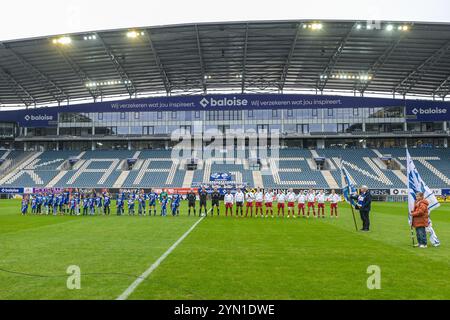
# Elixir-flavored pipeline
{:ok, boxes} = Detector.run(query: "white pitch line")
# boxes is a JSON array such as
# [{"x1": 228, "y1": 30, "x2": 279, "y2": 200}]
[{"x1": 116, "y1": 211, "x2": 209, "y2": 300}]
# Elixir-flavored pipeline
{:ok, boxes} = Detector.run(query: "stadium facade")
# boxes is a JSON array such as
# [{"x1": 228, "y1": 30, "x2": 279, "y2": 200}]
[{"x1": 0, "y1": 20, "x2": 449, "y2": 193}]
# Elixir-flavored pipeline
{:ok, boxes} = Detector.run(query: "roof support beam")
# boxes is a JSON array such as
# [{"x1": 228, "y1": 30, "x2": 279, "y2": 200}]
[
  {"x1": 144, "y1": 30, "x2": 171, "y2": 95},
  {"x1": 0, "y1": 66, "x2": 36, "y2": 106},
  {"x1": 394, "y1": 40, "x2": 450, "y2": 96},
  {"x1": 317, "y1": 23, "x2": 356, "y2": 92},
  {"x1": 241, "y1": 24, "x2": 249, "y2": 93},
  {"x1": 94, "y1": 33, "x2": 137, "y2": 97},
  {"x1": 359, "y1": 36, "x2": 403, "y2": 94},
  {"x1": 279, "y1": 24, "x2": 301, "y2": 92},
  {"x1": 0, "y1": 43, "x2": 69, "y2": 103},
  {"x1": 433, "y1": 74, "x2": 450, "y2": 98},
  {"x1": 55, "y1": 47, "x2": 101, "y2": 100},
  {"x1": 195, "y1": 25, "x2": 207, "y2": 93}
]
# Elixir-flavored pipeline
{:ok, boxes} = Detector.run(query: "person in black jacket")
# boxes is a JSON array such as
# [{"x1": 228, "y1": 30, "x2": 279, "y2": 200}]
[
  {"x1": 351, "y1": 185, "x2": 372, "y2": 232},
  {"x1": 187, "y1": 189, "x2": 197, "y2": 216},
  {"x1": 211, "y1": 186, "x2": 221, "y2": 216},
  {"x1": 199, "y1": 187, "x2": 208, "y2": 217}
]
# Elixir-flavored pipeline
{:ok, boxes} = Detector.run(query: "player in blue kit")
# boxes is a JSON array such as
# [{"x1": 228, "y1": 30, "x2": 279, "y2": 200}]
[
  {"x1": 160, "y1": 195, "x2": 168, "y2": 217},
  {"x1": 52, "y1": 195, "x2": 58, "y2": 215},
  {"x1": 138, "y1": 194, "x2": 146, "y2": 216},
  {"x1": 21, "y1": 196, "x2": 29, "y2": 215},
  {"x1": 103, "y1": 193, "x2": 111, "y2": 215},
  {"x1": 63, "y1": 190, "x2": 70, "y2": 214},
  {"x1": 171, "y1": 193, "x2": 181, "y2": 216},
  {"x1": 116, "y1": 196, "x2": 124, "y2": 216},
  {"x1": 82, "y1": 196, "x2": 89, "y2": 215},
  {"x1": 58, "y1": 193, "x2": 64, "y2": 215},
  {"x1": 128, "y1": 196, "x2": 135, "y2": 215},
  {"x1": 95, "y1": 195, "x2": 103, "y2": 215},
  {"x1": 69, "y1": 196, "x2": 77, "y2": 216},
  {"x1": 88, "y1": 196, "x2": 95, "y2": 215},
  {"x1": 31, "y1": 196, "x2": 37, "y2": 214},
  {"x1": 148, "y1": 189, "x2": 158, "y2": 216},
  {"x1": 36, "y1": 193, "x2": 43, "y2": 215}
]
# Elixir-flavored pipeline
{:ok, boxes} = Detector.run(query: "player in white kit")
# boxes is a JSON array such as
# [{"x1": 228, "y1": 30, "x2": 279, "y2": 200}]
[
  {"x1": 264, "y1": 188, "x2": 274, "y2": 218},
  {"x1": 254, "y1": 187, "x2": 264, "y2": 218},
  {"x1": 245, "y1": 189, "x2": 255, "y2": 217},
  {"x1": 307, "y1": 188, "x2": 316, "y2": 218},
  {"x1": 316, "y1": 190, "x2": 326, "y2": 218},
  {"x1": 276, "y1": 191, "x2": 286, "y2": 217},
  {"x1": 235, "y1": 188, "x2": 245, "y2": 217},
  {"x1": 286, "y1": 188, "x2": 297, "y2": 218},
  {"x1": 327, "y1": 189, "x2": 341, "y2": 218},
  {"x1": 224, "y1": 189, "x2": 234, "y2": 217},
  {"x1": 297, "y1": 191, "x2": 306, "y2": 217}
]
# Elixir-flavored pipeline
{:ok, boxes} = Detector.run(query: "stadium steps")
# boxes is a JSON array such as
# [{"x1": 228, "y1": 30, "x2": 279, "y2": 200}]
[
  {"x1": 46, "y1": 171, "x2": 68, "y2": 188},
  {"x1": 372, "y1": 149, "x2": 383, "y2": 157},
  {"x1": 306, "y1": 158, "x2": 317, "y2": 170},
  {"x1": 372, "y1": 157, "x2": 388, "y2": 170},
  {"x1": 252, "y1": 171, "x2": 264, "y2": 188},
  {"x1": 416, "y1": 158, "x2": 450, "y2": 185},
  {"x1": 310, "y1": 150, "x2": 320, "y2": 158},
  {"x1": 113, "y1": 171, "x2": 130, "y2": 188},
  {"x1": 392, "y1": 170, "x2": 407, "y2": 185},
  {"x1": 0, "y1": 152, "x2": 34, "y2": 178},
  {"x1": 0, "y1": 150, "x2": 10, "y2": 160},
  {"x1": 322, "y1": 171, "x2": 339, "y2": 189},
  {"x1": 326, "y1": 159, "x2": 336, "y2": 170},
  {"x1": 203, "y1": 160, "x2": 212, "y2": 183},
  {"x1": 166, "y1": 160, "x2": 179, "y2": 185},
  {"x1": 182, "y1": 171, "x2": 194, "y2": 188},
  {"x1": 0, "y1": 152, "x2": 42, "y2": 185},
  {"x1": 230, "y1": 171, "x2": 243, "y2": 184}
]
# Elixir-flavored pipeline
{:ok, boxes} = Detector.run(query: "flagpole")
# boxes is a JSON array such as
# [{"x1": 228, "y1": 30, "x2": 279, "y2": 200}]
[
  {"x1": 410, "y1": 225, "x2": 416, "y2": 247},
  {"x1": 349, "y1": 199, "x2": 358, "y2": 232},
  {"x1": 340, "y1": 157, "x2": 358, "y2": 231}
]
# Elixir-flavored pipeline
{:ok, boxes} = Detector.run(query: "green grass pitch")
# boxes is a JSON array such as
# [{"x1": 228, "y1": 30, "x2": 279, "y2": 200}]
[{"x1": 0, "y1": 199, "x2": 449, "y2": 300}]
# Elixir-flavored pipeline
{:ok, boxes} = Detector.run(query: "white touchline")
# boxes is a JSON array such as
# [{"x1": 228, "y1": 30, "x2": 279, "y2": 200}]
[{"x1": 116, "y1": 211, "x2": 209, "y2": 300}]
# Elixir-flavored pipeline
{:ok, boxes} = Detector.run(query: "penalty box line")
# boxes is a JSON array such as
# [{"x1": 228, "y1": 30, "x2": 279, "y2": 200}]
[{"x1": 116, "y1": 209, "x2": 210, "y2": 300}]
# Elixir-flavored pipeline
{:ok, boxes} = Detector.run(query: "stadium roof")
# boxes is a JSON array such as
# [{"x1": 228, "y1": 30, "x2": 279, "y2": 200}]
[{"x1": 1, "y1": 20, "x2": 450, "y2": 107}]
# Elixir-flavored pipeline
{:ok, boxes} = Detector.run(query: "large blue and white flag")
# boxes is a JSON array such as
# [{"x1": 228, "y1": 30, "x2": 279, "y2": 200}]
[
  {"x1": 341, "y1": 163, "x2": 357, "y2": 207},
  {"x1": 406, "y1": 149, "x2": 440, "y2": 246}
]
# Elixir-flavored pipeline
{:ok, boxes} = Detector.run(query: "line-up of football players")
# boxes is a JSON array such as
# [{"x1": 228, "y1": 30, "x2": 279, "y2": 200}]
[
  {"x1": 222, "y1": 188, "x2": 341, "y2": 218},
  {"x1": 20, "y1": 188, "x2": 342, "y2": 218}
]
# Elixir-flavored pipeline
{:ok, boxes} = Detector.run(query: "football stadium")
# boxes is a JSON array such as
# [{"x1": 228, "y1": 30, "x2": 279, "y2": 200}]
[{"x1": 0, "y1": 4, "x2": 450, "y2": 305}]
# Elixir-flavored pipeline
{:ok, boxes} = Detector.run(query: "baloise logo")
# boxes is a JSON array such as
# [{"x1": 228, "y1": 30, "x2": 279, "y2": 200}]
[
  {"x1": 24, "y1": 114, "x2": 54, "y2": 121},
  {"x1": 199, "y1": 96, "x2": 249, "y2": 108},
  {"x1": 411, "y1": 107, "x2": 447, "y2": 115}
]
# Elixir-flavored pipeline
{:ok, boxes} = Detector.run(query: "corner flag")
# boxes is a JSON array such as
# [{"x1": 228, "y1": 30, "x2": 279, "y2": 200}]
[{"x1": 406, "y1": 149, "x2": 440, "y2": 246}]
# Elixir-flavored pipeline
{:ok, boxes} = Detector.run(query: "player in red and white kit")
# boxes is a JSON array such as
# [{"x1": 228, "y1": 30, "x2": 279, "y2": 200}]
[
  {"x1": 286, "y1": 188, "x2": 297, "y2": 218},
  {"x1": 254, "y1": 187, "x2": 264, "y2": 218},
  {"x1": 327, "y1": 189, "x2": 341, "y2": 218},
  {"x1": 316, "y1": 190, "x2": 326, "y2": 218},
  {"x1": 264, "y1": 188, "x2": 275, "y2": 218},
  {"x1": 297, "y1": 190, "x2": 306, "y2": 217},
  {"x1": 245, "y1": 189, "x2": 255, "y2": 217},
  {"x1": 306, "y1": 188, "x2": 316, "y2": 218},
  {"x1": 224, "y1": 189, "x2": 234, "y2": 217},
  {"x1": 235, "y1": 188, "x2": 245, "y2": 217},
  {"x1": 276, "y1": 191, "x2": 286, "y2": 217}
]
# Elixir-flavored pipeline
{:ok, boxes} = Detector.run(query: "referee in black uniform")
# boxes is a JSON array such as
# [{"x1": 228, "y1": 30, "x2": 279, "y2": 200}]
[
  {"x1": 211, "y1": 186, "x2": 221, "y2": 216},
  {"x1": 199, "y1": 187, "x2": 208, "y2": 217},
  {"x1": 187, "y1": 189, "x2": 197, "y2": 216}
]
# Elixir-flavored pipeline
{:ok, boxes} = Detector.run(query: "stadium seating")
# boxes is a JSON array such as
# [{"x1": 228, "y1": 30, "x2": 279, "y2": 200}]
[
  {"x1": 378, "y1": 148, "x2": 450, "y2": 188},
  {"x1": 0, "y1": 148, "x2": 449, "y2": 189}
]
